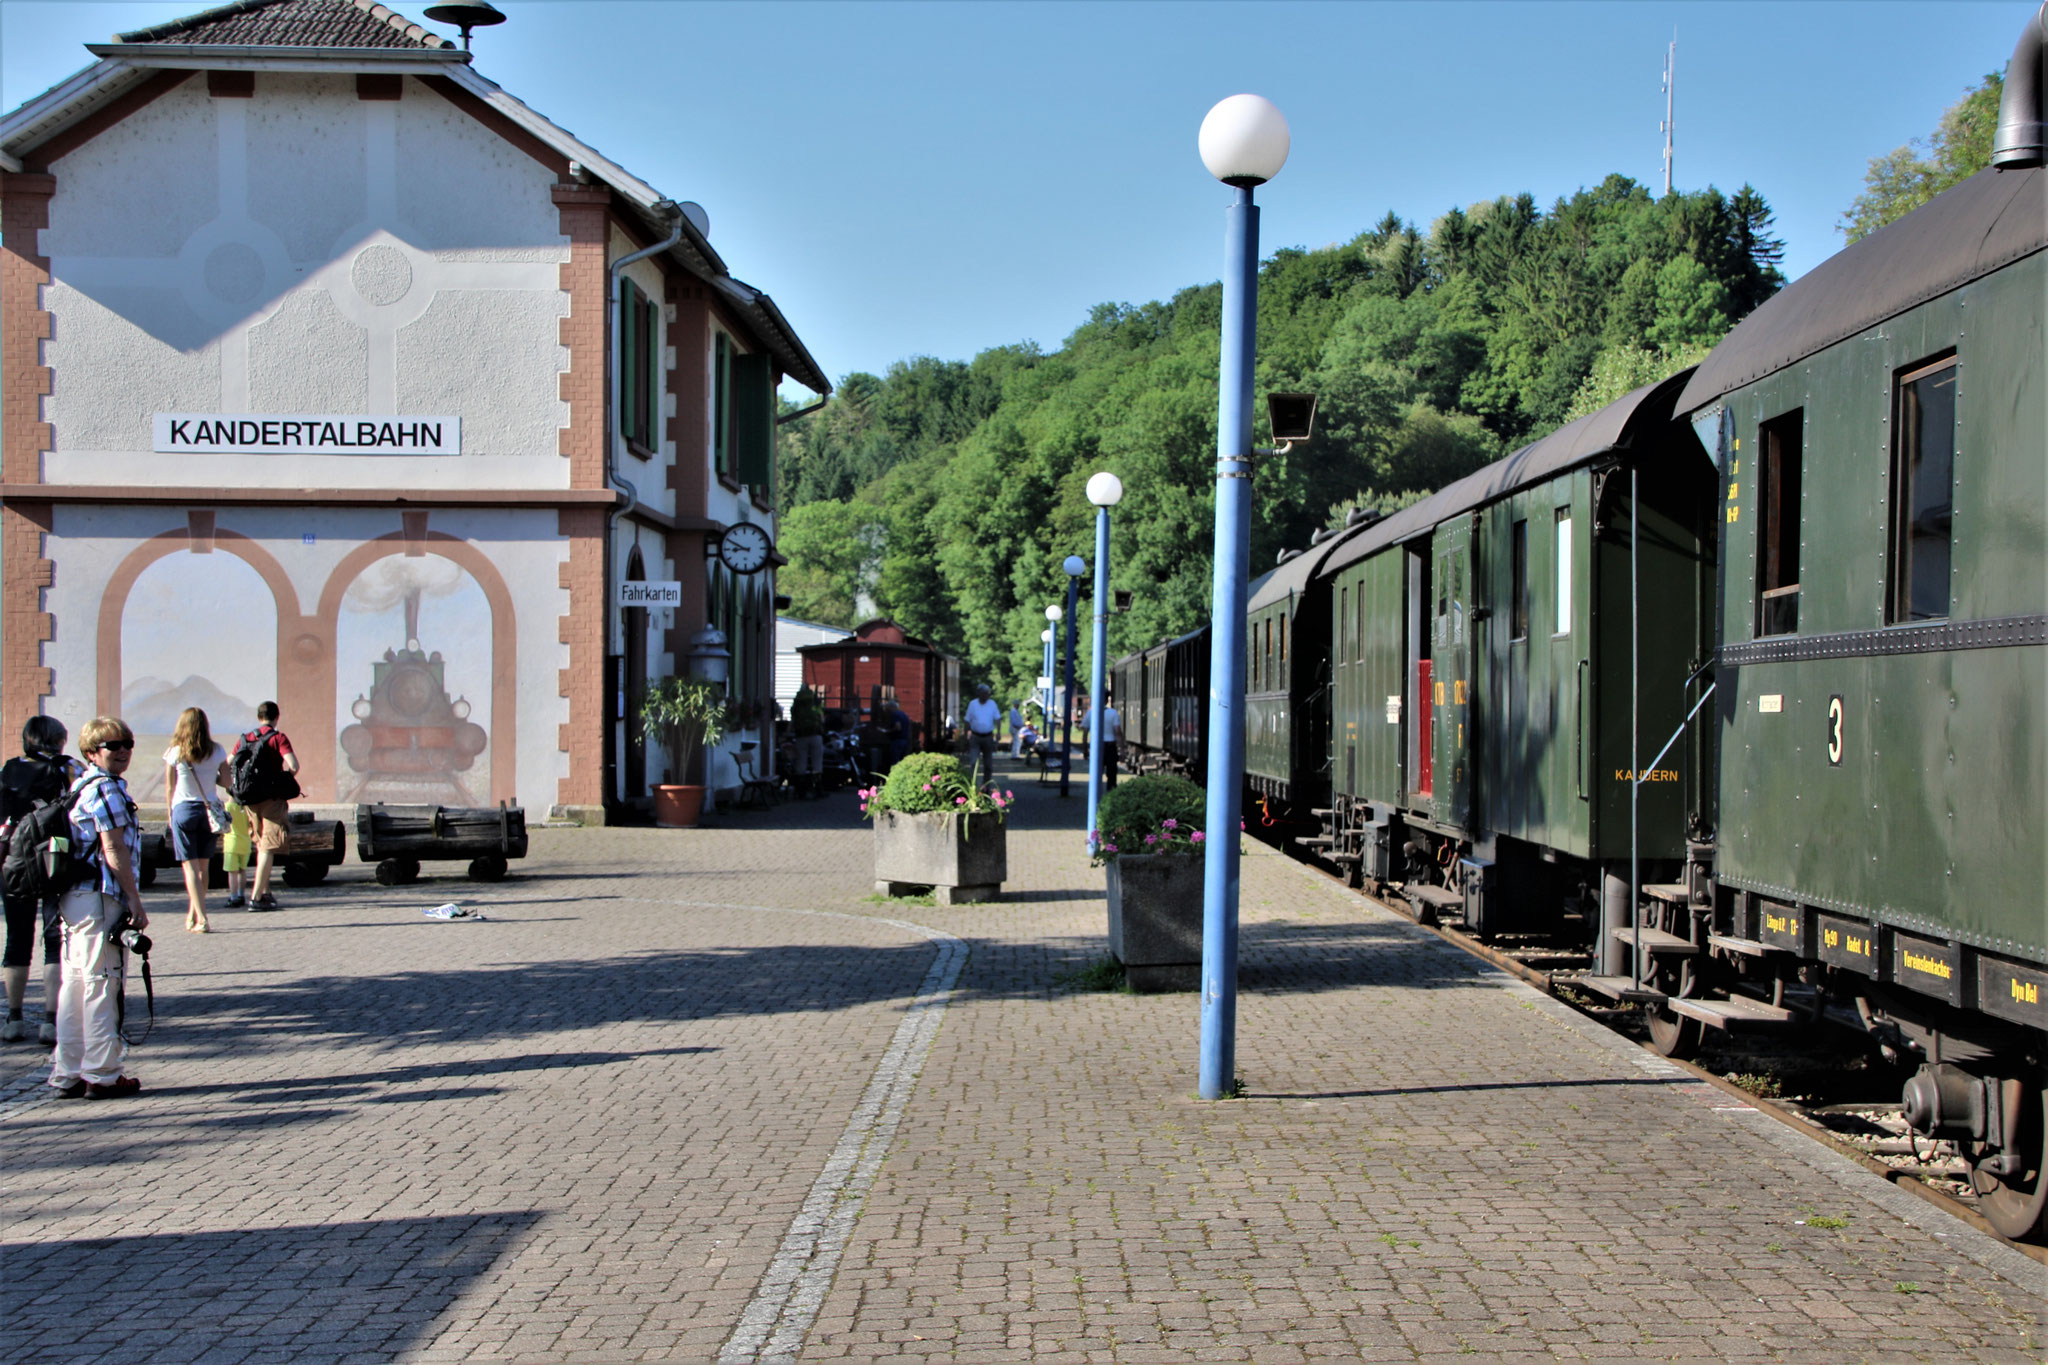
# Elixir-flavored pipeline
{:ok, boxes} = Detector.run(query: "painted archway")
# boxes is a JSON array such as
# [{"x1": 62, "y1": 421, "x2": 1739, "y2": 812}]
[{"x1": 317, "y1": 532, "x2": 518, "y2": 806}]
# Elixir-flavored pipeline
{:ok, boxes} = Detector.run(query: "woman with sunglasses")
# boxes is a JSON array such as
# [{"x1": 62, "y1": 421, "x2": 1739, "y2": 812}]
[{"x1": 48, "y1": 716, "x2": 146, "y2": 1101}]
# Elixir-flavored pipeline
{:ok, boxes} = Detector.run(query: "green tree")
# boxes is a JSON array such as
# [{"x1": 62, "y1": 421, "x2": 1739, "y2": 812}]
[
  {"x1": 776, "y1": 499, "x2": 880, "y2": 626},
  {"x1": 1841, "y1": 72, "x2": 2002, "y2": 242}
]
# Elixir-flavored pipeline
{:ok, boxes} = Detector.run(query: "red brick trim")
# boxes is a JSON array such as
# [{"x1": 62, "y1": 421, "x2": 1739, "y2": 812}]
[
  {"x1": 555, "y1": 184, "x2": 609, "y2": 494},
  {"x1": 419, "y1": 75, "x2": 571, "y2": 177},
  {"x1": 556, "y1": 506, "x2": 605, "y2": 808},
  {"x1": 22, "y1": 70, "x2": 193, "y2": 172},
  {"x1": 2, "y1": 173, "x2": 56, "y2": 488},
  {"x1": 1, "y1": 503, "x2": 55, "y2": 744}
]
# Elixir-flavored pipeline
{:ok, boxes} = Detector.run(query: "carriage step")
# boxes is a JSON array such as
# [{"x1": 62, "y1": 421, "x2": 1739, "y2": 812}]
[
  {"x1": 1667, "y1": 994, "x2": 1798, "y2": 1030},
  {"x1": 1641, "y1": 882, "x2": 1693, "y2": 905},
  {"x1": 1708, "y1": 933, "x2": 1773, "y2": 957},
  {"x1": 1310, "y1": 808, "x2": 1337, "y2": 817},
  {"x1": 1405, "y1": 885, "x2": 1464, "y2": 909},
  {"x1": 1326, "y1": 852, "x2": 1361, "y2": 863},
  {"x1": 1294, "y1": 835, "x2": 1336, "y2": 847},
  {"x1": 1574, "y1": 974, "x2": 1666, "y2": 1004},
  {"x1": 1610, "y1": 926, "x2": 1699, "y2": 956}
]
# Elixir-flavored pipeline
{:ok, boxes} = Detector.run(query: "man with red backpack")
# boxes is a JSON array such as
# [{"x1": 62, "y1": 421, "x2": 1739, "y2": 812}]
[{"x1": 231, "y1": 701, "x2": 300, "y2": 912}]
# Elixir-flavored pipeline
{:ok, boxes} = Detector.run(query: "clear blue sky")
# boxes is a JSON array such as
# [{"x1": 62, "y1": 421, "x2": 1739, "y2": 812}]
[{"x1": 3, "y1": 1, "x2": 2030, "y2": 398}]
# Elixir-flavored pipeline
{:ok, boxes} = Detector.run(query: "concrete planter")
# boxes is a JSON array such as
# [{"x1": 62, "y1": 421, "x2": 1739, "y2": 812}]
[
  {"x1": 873, "y1": 810, "x2": 1006, "y2": 905},
  {"x1": 1106, "y1": 853, "x2": 1204, "y2": 991}
]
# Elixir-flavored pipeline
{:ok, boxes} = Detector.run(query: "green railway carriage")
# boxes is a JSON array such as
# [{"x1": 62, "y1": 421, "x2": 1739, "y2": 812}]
[
  {"x1": 1108, "y1": 627, "x2": 1212, "y2": 779},
  {"x1": 1676, "y1": 165, "x2": 2048, "y2": 1238},
  {"x1": 1245, "y1": 516, "x2": 1376, "y2": 808},
  {"x1": 1310, "y1": 376, "x2": 1719, "y2": 937}
]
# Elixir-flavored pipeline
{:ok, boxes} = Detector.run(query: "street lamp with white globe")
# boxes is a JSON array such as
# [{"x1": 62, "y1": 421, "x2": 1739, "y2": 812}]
[
  {"x1": 1043, "y1": 606, "x2": 1062, "y2": 729},
  {"x1": 1197, "y1": 92, "x2": 1288, "y2": 1101},
  {"x1": 1083, "y1": 472, "x2": 1124, "y2": 851}
]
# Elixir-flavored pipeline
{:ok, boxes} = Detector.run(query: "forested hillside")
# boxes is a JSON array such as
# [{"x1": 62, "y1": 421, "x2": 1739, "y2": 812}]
[{"x1": 777, "y1": 174, "x2": 1784, "y2": 699}]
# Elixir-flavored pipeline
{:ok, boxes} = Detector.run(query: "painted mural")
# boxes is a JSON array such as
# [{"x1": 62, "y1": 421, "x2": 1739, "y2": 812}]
[
  {"x1": 335, "y1": 555, "x2": 491, "y2": 805},
  {"x1": 118, "y1": 549, "x2": 278, "y2": 804}
]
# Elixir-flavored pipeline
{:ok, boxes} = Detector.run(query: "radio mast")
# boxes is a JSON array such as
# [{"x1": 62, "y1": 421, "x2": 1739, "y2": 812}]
[{"x1": 1661, "y1": 35, "x2": 1676, "y2": 195}]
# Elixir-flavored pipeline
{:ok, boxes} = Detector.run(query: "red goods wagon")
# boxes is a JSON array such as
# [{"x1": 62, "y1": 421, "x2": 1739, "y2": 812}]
[{"x1": 798, "y1": 620, "x2": 960, "y2": 754}]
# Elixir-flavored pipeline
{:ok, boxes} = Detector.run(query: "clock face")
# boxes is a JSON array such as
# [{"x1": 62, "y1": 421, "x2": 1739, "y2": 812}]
[{"x1": 719, "y1": 522, "x2": 772, "y2": 574}]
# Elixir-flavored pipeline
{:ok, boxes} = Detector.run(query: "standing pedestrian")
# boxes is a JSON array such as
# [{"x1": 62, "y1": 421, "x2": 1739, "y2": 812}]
[
  {"x1": 1006, "y1": 699, "x2": 1023, "y2": 749},
  {"x1": 1099, "y1": 691, "x2": 1122, "y2": 790},
  {"x1": 220, "y1": 797, "x2": 252, "y2": 908},
  {"x1": 790, "y1": 685, "x2": 825, "y2": 799},
  {"x1": 1, "y1": 716, "x2": 80, "y2": 1045},
  {"x1": 234, "y1": 701, "x2": 300, "y2": 912},
  {"x1": 48, "y1": 716, "x2": 146, "y2": 1100},
  {"x1": 963, "y1": 684, "x2": 1001, "y2": 784},
  {"x1": 162, "y1": 707, "x2": 227, "y2": 933}
]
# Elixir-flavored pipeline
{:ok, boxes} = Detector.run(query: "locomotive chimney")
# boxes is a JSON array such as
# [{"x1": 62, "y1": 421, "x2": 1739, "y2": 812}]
[{"x1": 1993, "y1": 1, "x2": 2046, "y2": 168}]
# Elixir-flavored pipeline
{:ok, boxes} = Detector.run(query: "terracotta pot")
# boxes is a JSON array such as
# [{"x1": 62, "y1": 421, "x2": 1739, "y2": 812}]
[{"x1": 653, "y1": 784, "x2": 706, "y2": 828}]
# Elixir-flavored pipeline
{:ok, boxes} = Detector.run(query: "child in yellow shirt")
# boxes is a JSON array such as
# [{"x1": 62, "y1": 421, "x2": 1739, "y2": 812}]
[{"x1": 221, "y1": 796, "x2": 253, "y2": 907}]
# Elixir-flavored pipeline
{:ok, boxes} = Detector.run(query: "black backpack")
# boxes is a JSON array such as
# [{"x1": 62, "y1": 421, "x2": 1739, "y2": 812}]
[
  {"x1": 1, "y1": 774, "x2": 108, "y2": 904},
  {"x1": 228, "y1": 729, "x2": 298, "y2": 804},
  {"x1": 0, "y1": 753, "x2": 70, "y2": 843}
]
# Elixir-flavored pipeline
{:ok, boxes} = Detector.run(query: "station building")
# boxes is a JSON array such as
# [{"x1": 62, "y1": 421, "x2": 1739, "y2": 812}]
[{"x1": 0, "y1": 0, "x2": 827, "y2": 821}]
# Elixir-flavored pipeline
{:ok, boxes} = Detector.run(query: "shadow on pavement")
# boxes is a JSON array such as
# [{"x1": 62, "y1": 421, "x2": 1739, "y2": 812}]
[
  {"x1": 1243, "y1": 1075, "x2": 1681, "y2": 1102},
  {"x1": 4, "y1": 1212, "x2": 542, "y2": 1365}
]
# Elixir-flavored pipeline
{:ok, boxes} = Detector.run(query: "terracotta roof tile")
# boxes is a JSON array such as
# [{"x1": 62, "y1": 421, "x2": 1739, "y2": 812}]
[{"x1": 117, "y1": 0, "x2": 453, "y2": 50}]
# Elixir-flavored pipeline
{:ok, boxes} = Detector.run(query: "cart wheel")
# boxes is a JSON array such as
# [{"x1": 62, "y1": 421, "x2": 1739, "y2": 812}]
[
  {"x1": 281, "y1": 861, "x2": 318, "y2": 888},
  {"x1": 375, "y1": 858, "x2": 405, "y2": 886},
  {"x1": 467, "y1": 855, "x2": 508, "y2": 883},
  {"x1": 399, "y1": 858, "x2": 422, "y2": 884}
]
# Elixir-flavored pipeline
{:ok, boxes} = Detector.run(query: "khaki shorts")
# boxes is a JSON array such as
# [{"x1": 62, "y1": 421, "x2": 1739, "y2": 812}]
[{"x1": 246, "y1": 798, "x2": 292, "y2": 851}]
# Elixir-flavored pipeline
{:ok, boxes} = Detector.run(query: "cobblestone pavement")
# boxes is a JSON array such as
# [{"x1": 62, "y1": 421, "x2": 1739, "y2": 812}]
[{"x1": 3, "y1": 757, "x2": 2042, "y2": 1364}]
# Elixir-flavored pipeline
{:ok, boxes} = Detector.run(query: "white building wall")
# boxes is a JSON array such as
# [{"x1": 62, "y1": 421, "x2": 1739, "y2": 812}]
[{"x1": 41, "y1": 73, "x2": 570, "y2": 490}]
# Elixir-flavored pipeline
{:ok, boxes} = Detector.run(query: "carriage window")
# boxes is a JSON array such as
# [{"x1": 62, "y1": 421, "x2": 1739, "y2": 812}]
[
  {"x1": 1278, "y1": 612, "x2": 1287, "y2": 662},
  {"x1": 1509, "y1": 518, "x2": 1528, "y2": 641},
  {"x1": 1554, "y1": 509, "x2": 1572, "y2": 635},
  {"x1": 1355, "y1": 579, "x2": 1366, "y2": 661},
  {"x1": 1889, "y1": 356, "x2": 1956, "y2": 623},
  {"x1": 1756, "y1": 408, "x2": 1803, "y2": 636},
  {"x1": 1339, "y1": 587, "x2": 1349, "y2": 662}
]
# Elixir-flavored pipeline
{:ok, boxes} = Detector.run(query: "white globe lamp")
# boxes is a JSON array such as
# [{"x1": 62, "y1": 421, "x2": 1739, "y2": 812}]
[
  {"x1": 1199, "y1": 94, "x2": 1290, "y2": 187},
  {"x1": 1086, "y1": 472, "x2": 1125, "y2": 507}
]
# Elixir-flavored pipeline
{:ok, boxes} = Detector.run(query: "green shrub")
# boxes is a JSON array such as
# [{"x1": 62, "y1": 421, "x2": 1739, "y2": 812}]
[
  {"x1": 861, "y1": 752, "x2": 1012, "y2": 821},
  {"x1": 1094, "y1": 773, "x2": 1206, "y2": 863}
]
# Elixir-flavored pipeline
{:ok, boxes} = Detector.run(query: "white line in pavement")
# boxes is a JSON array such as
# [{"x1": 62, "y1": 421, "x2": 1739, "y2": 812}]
[{"x1": 632, "y1": 902, "x2": 969, "y2": 1365}]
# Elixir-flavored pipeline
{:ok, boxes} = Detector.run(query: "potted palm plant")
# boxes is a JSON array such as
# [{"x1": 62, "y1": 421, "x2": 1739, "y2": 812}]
[
  {"x1": 1094, "y1": 773, "x2": 1208, "y2": 991},
  {"x1": 641, "y1": 678, "x2": 727, "y2": 827},
  {"x1": 860, "y1": 752, "x2": 1011, "y2": 905}
]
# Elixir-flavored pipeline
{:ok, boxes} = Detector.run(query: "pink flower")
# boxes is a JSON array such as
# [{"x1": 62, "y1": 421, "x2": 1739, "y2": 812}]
[
  {"x1": 955, "y1": 796, "x2": 967, "y2": 805},
  {"x1": 1144, "y1": 834, "x2": 1157, "y2": 844},
  {"x1": 1191, "y1": 831, "x2": 1205, "y2": 843},
  {"x1": 1162, "y1": 818, "x2": 1177, "y2": 830}
]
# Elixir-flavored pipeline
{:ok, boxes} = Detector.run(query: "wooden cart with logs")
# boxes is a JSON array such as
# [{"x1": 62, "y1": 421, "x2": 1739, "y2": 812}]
[
  {"x1": 355, "y1": 802, "x2": 528, "y2": 885},
  {"x1": 139, "y1": 811, "x2": 347, "y2": 889}
]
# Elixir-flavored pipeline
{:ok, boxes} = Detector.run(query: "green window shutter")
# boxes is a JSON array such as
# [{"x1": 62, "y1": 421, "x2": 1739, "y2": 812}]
[
  {"x1": 620, "y1": 281, "x2": 643, "y2": 447},
  {"x1": 731, "y1": 351, "x2": 774, "y2": 489},
  {"x1": 713, "y1": 334, "x2": 731, "y2": 478},
  {"x1": 646, "y1": 294, "x2": 663, "y2": 449}
]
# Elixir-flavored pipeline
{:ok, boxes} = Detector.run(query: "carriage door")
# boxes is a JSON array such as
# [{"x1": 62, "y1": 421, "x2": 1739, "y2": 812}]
[
  {"x1": 1407, "y1": 546, "x2": 1432, "y2": 802},
  {"x1": 1431, "y1": 514, "x2": 1475, "y2": 831}
]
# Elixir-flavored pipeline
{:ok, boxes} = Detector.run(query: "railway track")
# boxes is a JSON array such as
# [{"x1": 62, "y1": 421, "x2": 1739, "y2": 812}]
[{"x1": 1267, "y1": 836, "x2": 2048, "y2": 1267}]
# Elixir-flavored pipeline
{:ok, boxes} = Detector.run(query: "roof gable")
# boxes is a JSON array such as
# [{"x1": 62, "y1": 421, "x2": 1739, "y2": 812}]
[{"x1": 117, "y1": 0, "x2": 452, "y2": 50}]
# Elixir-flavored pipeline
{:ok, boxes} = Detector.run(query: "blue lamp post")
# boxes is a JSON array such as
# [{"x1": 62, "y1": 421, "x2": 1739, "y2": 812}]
[
  {"x1": 1038, "y1": 628, "x2": 1054, "y2": 730},
  {"x1": 1197, "y1": 93, "x2": 1290, "y2": 1102},
  {"x1": 1059, "y1": 557, "x2": 1085, "y2": 797},
  {"x1": 1043, "y1": 607, "x2": 1061, "y2": 730},
  {"x1": 1084, "y1": 472, "x2": 1123, "y2": 851}
]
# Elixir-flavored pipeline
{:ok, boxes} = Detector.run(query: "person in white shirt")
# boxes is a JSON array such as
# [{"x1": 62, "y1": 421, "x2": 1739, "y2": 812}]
[
  {"x1": 963, "y1": 684, "x2": 1001, "y2": 782},
  {"x1": 162, "y1": 707, "x2": 228, "y2": 933}
]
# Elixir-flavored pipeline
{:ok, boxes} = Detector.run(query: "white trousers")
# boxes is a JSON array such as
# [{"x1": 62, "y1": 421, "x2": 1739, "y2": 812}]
[{"x1": 50, "y1": 886, "x2": 126, "y2": 1087}]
